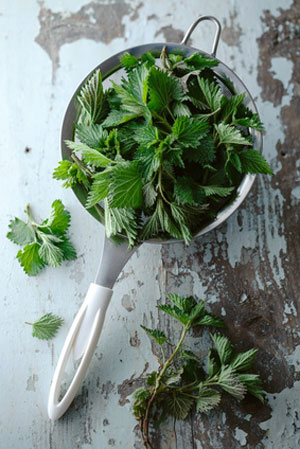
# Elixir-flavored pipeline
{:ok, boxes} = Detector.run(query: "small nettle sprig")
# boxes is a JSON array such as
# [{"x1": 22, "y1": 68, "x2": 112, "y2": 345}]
[
  {"x1": 132, "y1": 294, "x2": 265, "y2": 449},
  {"x1": 7, "y1": 200, "x2": 76, "y2": 275},
  {"x1": 53, "y1": 49, "x2": 272, "y2": 247}
]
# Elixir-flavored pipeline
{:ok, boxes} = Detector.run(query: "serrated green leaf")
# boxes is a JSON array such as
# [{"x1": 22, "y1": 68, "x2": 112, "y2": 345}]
[
  {"x1": 221, "y1": 93, "x2": 245, "y2": 123},
  {"x1": 78, "y1": 69, "x2": 104, "y2": 123},
  {"x1": 195, "y1": 314, "x2": 225, "y2": 328},
  {"x1": 172, "y1": 117, "x2": 209, "y2": 148},
  {"x1": 146, "y1": 371, "x2": 157, "y2": 386},
  {"x1": 197, "y1": 386, "x2": 221, "y2": 413},
  {"x1": 180, "y1": 349, "x2": 200, "y2": 361},
  {"x1": 167, "y1": 293, "x2": 196, "y2": 313},
  {"x1": 184, "y1": 53, "x2": 218, "y2": 70},
  {"x1": 237, "y1": 373, "x2": 265, "y2": 402},
  {"x1": 164, "y1": 392, "x2": 193, "y2": 420},
  {"x1": 133, "y1": 125, "x2": 158, "y2": 146},
  {"x1": 148, "y1": 67, "x2": 184, "y2": 111},
  {"x1": 46, "y1": 199, "x2": 70, "y2": 235},
  {"x1": 218, "y1": 365, "x2": 246, "y2": 399},
  {"x1": 143, "y1": 182, "x2": 157, "y2": 208},
  {"x1": 140, "y1": 325, "x2": 167, "y2": 345},
  {"x1": 211, "y1": 333, "x2": 233, "y2": 365},
  {"x1": 233, "y1": 113, "x2": 265, "y2": 131},
  {"x1": 27, "y1": 313, "x2": 64, "y2": 340},
  {"x1": 173, "y1": 102, "x2": 191, "y2": 117},
  {"x1": 174, "y1": 176, "x2": 206, "y2": 206},
  {"x1": 214, "y1": 123, "x2": 252, "y2": 146},
  {"x1": 76, "y1": 123, "x2": 108, "y2": 148},
  {"x1": 184, "y1": 134, "x2": 216, "y2": 164},
  {"x1": 239, "y1": 150, "x2": 273, "y2": 175},
  {"x1": 201, "y1": 185, "x2": 234, "y2": 198},
  {"x1": 164, "y1": 367, "x2": 184, "y2": 385},
  {"x1": 17, "y1": 243, "x2": 45, "y2": 276},
  {"x1": 110, "y1": 162, "x2": 142, "y2": 208},
  {"x1": 86, "y1": 170, "x2": 112, "y2": 208},
  {"x1": 104, "y1": 199, "x2": 138, "y2": 247},
  {"x1": 101, "y1": 109, "x2": 139, "y2": 127},
  {"x1": 7, "y1": 218, "x2": 34, "y2": 246},
  {"x1": 38, "y1": 232, "x2": 64, "y2": 267},
  {"x1": 198, "y1": 76, "x2": 223, "y2": 111},
  {"x1": 170, "y1": 203, "x2": 193, "y2": 244},
  {"x1": 120, "y1": 52, "x2": 139, "y2": 71},
  {"x1": 65, "y1": 140, "x2": 113, "y2": 167},
  {"x1": 207, "y1": 349, "x2": 220, "y2": 377},
  {"x1": 158, "y1": 304, "x2": 190, "y2": 325},
  {"x1": 230, "y1": 348, "x2": 258, "y2": 372},
  {"x1": 56, "y1": 237, "x2": 77, "y2": 261}
]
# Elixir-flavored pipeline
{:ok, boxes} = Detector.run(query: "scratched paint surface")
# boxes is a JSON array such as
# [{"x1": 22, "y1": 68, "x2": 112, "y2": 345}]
[{"x1": 0, "y1": 0, "x2": 299, "y2": 448}]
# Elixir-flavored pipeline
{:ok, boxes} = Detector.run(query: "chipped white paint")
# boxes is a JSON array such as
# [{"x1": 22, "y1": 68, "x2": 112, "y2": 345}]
[
  {"x1": 0, "y1": 0, "x2": 296, "y2": 448},
  {"x1": 234, "y1": 427, "x2": 248, "y2": 446},
  {"x1": 260, "y1": 382, "x2": 300, "y2": 449},
  {"x1": 283, "y1": 301, "x2": 297, "y2": 324}
]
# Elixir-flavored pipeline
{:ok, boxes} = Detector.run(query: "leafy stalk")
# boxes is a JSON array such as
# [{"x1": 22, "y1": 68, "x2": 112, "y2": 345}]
[{"x1": 132, "y1": 294, "x2": 265, "y2": 448}]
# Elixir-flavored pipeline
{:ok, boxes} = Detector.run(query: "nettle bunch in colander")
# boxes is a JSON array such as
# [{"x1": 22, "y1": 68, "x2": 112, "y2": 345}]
[{"x1": 53, "y1": 48, "x2": 272, "y2": 247}]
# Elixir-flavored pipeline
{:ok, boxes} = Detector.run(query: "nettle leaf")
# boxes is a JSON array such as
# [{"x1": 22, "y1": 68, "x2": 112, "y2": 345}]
[
  {"x1": 148, "y1": 67, "x2": 184, "y2": 111},
  {"x1": 104, "y1": 199, "x2": 138, "y2": 247},
  {"x1": 221, "y1": 93, "x2": 245, "y2": 123},
  {"x1": 207, "y1": 349, "x2": 220, "y2": 377},
  {"x1": 164, "y1": 367, "x2": 184, "y2": 385},
  {"x1": 164, "y1": 393, "x2": 194, "y2": 420},
  {"x1": 167, "y1": 293, "x2": 196, "y2": 313},
  {"x1": 184, "y1": 134, "x2": 216, "y2": 164},
  {"x1": 140, "y1": 204, "x2": 160, "y2": 240},
  {"x1": 86, "y1": 170, "x2": 112, "y2": 208},
  {"x1": 135, "y1": 147, "x2": 159, "y2": 180},
  {"x1": 140, "y1": 325, "x2": 167, "y2": 345},
  {"x1": 134, "y1": 125, "x2": 158, "y2": 146},
  {"x1": 53, "y1": 160, "x2": 88, "y2": 189},
  {"x1": 237, "y1": 373, "x2": 265, "y2": 402},
  {"x1": 143, "y1": 182, "x2": 157, "y2": 208},
  {"x1": 233, "y1": 113, "x2": 265, "y2": 131},
  {"x1": 146, "y1": 371, "x2": 158, "y2": 386},
  {"x1": 214, "y1": 123, "x2": 252, "y2": 146},
  {"x1": 172, "y1": 117, "x2": 209, "y2": 148},
  {"x1": 46, "y1": 199, "x2": 71, "y2": 235},
  {"x1": 38, "y1": 232, "x2": 64, "y2": 267},
  {"x1": 197, "y1": 386, "x2": 221, "y2": 413},
  {"x1": 174, "y1": 176, "x2": 206, "y2": 206},
  {"x1": 65, "y1": 140, "x2": 113, "y2": 167},
  {"x1": 180, "y1": 350, "x2": 200, "y2": 362},
  {"x1": 57, "y1": 237, "x2": 77, "y2": 261},
  {"x1": 230, "y1": 348, "x2": 258, "y2": 372},
  {"x1": 173, "y1": 102, "x2": 191, "y2": 118},
  {"x1": 201, "y1": 185, "x2": 234, "y2": 198},
  {"x1": 170, "y1": 203, "x2": 193, "y2": 244},
  {"x1": 196, "y1": 314, "x2": 225, "y2": 328},
  {"x1": 7, "y1": 218, "x2": 34, "y2": 246},
  {"x1": 110, "y1": 162, "x2": 143, "y2": 208},
  {"x1": 198, "y1": 76, "x2": 223, "y2": 111},
  {"x1": 158, "y1": 304, "x2": 190, "y2": 325},
  {"x1": 101, "y1": 110, "x2": 139, "y2": 127},
  {"x1": 211, "y1": 333, "x2": 233, "y2": 365},
  {"x1": 78, "y1": 69, "x2": 104, "y2": 123},
  {"x1": 218, "y1": 365, "x2": 246, "y2": 399},
  {"x1": 76, "y1": 123, "x2": 108, "y2": 148},
  {"x1": 184, "y1": 53, "x2": 218, "y2": 71},
  {"x1": 27, "y1": 313, "x2": 64, "y2": 340},
  {"x1": 120, "y1": 52, "x2": 139, "y2": 71},
  {"x1": 17, "y1": 243, "x2": 45, "y2": 276},
  {"x1": 239, "y1": 150, "x2": 273, "y2": 175}
]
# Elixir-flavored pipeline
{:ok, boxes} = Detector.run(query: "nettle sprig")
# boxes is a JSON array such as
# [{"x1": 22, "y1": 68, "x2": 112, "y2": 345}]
[
  {"x1": 133, "y1": 294, "x2": 264, "y2": 449},
  {"x1": 54, "y1": 49, "x2": 272, "y2": 247},
  {"x1": 7, "y1": 200, "x2": 76, "y2": 275}
]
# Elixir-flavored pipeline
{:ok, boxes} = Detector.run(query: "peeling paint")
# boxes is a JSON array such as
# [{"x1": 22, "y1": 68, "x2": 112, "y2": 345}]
[{"x1": 222, "y1": 11, "x2": 243, "y2": 48}]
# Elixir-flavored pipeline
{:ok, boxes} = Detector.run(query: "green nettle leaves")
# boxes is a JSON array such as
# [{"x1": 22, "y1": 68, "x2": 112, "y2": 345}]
[
  {"x1": 7, "y1": 200, "x2": 76, "y2": 276},
  {"x1": 26, "y1": 313, "x2": 64, "y2": 340},
  {"x1": 132, "y1": 293, "x2": 265, "y2": 447},
  {"x1": 53, "y1": 48, "x2": 272, "y2": 248}
]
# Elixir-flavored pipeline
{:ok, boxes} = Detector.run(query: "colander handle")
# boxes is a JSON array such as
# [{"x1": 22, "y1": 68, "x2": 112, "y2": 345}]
[
  {"x1": 48, "y1": 283, "x2": 113, "y2": 421},
  {"x1": 181, "y1": 16, "x2": 222, "y2": 57}
]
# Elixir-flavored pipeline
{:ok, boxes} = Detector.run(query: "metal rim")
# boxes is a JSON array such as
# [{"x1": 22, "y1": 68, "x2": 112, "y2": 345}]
[{"x1": 61, "y1": 42, "x2": 262, "y2": 245}]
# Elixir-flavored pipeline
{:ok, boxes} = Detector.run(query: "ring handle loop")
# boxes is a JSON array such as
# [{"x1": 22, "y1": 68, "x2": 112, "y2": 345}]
[{"x1": 181, "y1": 15, "x2": 222, "y2": 57}]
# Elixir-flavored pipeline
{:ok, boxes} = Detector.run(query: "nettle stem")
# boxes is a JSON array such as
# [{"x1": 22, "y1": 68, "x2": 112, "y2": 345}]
[{"x1": 140, "y1": 324, "x2": 189, "y2": 448}]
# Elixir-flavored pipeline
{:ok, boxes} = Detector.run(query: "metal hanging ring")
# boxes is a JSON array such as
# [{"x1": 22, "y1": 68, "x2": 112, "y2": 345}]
[{"x1": 181, "y1": 15, "x2": 222, "y2": 57}]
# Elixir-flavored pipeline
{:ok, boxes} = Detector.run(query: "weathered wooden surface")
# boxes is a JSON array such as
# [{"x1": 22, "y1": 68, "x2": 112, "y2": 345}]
[{"x1": 1, "y1": 1, "x2": 299, "y2": 448}]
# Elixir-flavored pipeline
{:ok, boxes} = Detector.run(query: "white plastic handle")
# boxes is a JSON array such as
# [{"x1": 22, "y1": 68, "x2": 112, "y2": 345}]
[{"x1": 48, "y1": 283, "x2": 113, "y2": 420}]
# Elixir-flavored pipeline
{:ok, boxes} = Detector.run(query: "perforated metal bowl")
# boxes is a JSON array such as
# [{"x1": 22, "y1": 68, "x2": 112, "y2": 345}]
[{"x1": 61, "y1": 16, "x2": 263, "y2": 243}]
